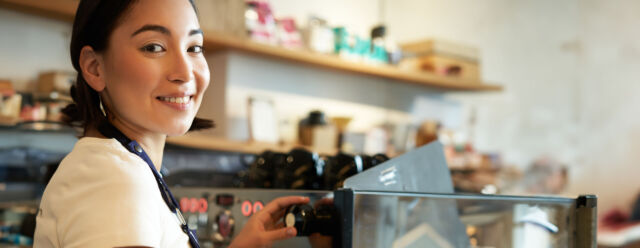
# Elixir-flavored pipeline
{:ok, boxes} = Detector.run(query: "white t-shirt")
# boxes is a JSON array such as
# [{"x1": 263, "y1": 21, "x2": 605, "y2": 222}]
[{"x1": 34, "y1": 137, "x2": 190, "y2": 248}]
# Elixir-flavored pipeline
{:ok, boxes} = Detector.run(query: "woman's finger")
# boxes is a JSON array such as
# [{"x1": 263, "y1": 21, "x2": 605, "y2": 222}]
[
  {"x1": 264, "y1": 209, "x2": 284, "y2": 229},
  {"x1": 261, "y1": 196, "x2": 309, "y2": 216},
  {"x1": 274, "y1": 222, "x2": 285, "y2": 229},
  {"x1": 266, "y1": 220, "x2": 286, "y2": 230},
  {"x1": 271, "y1": 208, "x2": 287, "y2": 221},
  {"x1": 263, "y1": 227, "x2": 297, "y2": 242}
]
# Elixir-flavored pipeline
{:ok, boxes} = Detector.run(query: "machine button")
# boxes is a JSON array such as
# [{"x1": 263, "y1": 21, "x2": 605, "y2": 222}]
[
  {"x1": 190, "y1": 198, "x2": 198, "y2": 213},
  {"x1": 241, "y1": 200, "x2": 252, "y2": 216},
  {"x1": 253, "y1": 201, "x2": 264, "y2": 213},
  {"x1": 180, "y1": 197, "x2": 189, "y2": 212},
  {"x1": 198, "y1": 198, "x2": 208, "y2": 213},
  {"x1": 216, "y1": 194, "x2": 234, "y2": 207},
  {"x1": 212, "y1": 210, "x2": 235, "y2": 243}
]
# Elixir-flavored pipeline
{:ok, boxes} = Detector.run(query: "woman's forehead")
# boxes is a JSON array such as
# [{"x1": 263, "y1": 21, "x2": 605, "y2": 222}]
[{"x1": 115, "y1": 0, "x2": 200, "y2": 36}]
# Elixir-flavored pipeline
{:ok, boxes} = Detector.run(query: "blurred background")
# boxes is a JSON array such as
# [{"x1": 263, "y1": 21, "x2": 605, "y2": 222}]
[{"x1": 1, "y1": 0, "x2": 639, "y2": 247}]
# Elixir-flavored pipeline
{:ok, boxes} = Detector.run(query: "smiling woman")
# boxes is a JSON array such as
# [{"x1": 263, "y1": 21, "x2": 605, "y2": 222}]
[{"x1": 32, "y1": 0, "x2": 308, "y2": 247}]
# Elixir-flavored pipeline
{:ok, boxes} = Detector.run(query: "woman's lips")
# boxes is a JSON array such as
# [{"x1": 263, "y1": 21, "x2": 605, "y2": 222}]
[{"x1": 156, "y1": 95, "x2": 193, "y2": 110}]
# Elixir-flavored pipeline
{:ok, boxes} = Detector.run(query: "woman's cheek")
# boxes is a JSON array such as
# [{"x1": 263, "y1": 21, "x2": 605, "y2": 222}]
[
  {"x1": 194, "y1": 61, "x2": 209, "y2": 109},
  {"x1": 118, "y1": 53, "x2": 159, "y2": 94},
  {"x1": 197, "y1": 60, "x2": 210, "y2": 91}
]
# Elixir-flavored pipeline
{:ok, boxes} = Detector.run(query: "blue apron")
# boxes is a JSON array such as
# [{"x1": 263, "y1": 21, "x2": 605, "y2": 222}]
[{"x1": 98, "y1": 121, "x2": 200, "y2": 248}]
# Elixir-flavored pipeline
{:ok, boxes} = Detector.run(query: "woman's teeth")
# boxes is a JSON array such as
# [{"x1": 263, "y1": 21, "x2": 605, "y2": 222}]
[{"x1": 158, "y1": 96, "x2": 190, "y2": 104}]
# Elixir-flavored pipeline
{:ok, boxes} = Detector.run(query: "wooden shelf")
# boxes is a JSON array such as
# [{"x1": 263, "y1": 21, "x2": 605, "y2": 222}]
[
  {"x1": 0, "y1": 0, "x2": 502, "y2": 92},
  {"x1": 166, "y1": 135, "x2": 336, "y2": 155},
  {"x1": 203, "y1": 31, "x2": 502, "y2": 91},
  {"x1": 0, "y1": 0, "x2": 77, "y2": 22}
]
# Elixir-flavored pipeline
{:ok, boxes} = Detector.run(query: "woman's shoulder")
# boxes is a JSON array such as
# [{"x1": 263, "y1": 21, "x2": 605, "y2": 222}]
[
  {"x1": 37, "y1": 137, "x2": 167, "y2": 247},
  {"x1": 43, "y1": 137, "x2": 156, "y2": 203},
  {"x1": 40, "y1": 137, "x2": 161, "y2": 220},
  {"x1": 60, "y1": 137, "x2": 149, "y2": 178},
  {"x1": 68, "y1": 137, "x2": 139, "y2": 163}
]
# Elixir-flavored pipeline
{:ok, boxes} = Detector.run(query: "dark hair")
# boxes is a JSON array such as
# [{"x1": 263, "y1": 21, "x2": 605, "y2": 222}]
[{"x1": 62, "y1": 0, "x2": 213, "y2": 135}]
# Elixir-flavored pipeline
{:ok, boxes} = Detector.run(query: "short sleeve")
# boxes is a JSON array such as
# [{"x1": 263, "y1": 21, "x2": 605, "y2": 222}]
[{"x1": 56, "y1": 148, "x2": 164, "y2": 248}]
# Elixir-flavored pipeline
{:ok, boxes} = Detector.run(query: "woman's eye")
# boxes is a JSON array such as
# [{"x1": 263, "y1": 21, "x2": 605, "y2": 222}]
[
  {"x1": 188, "y1": 45, "x2": 203, "y2": 54},
  {"x1": 141, "y1": 44, "x2": 165, "y2": 53}
]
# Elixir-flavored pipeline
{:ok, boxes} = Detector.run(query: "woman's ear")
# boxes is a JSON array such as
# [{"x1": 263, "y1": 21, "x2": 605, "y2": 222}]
[{"x1": 79, "y1": 45, "x2": 105, "y2": 92}]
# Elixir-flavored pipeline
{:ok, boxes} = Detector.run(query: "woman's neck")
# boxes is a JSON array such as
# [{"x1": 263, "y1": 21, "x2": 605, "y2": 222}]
[{"x1": 87, "y1": 119, "x2": 166, "y2": 171}]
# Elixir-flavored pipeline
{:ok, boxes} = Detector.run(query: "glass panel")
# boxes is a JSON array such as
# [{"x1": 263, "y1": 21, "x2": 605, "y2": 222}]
[{"x1": 351, "y1": 192, "x2": 575, "y2": 248}]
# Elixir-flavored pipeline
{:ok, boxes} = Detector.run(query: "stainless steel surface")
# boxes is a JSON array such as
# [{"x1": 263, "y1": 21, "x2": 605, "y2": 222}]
[
  {"x1": 338, "y1": 190, "x2": 594, "y2": 248},
  {"x1": 343, "y1": 141, "x2": 469, "y2": 247},
  {"x1": 343, "y1": 141, "x2": 454, "y2": 194}
]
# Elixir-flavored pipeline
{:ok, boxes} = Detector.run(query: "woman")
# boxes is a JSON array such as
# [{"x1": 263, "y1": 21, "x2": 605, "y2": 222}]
[{"x1": 33, "y1": 0, "x2": 308, "y2": 247}]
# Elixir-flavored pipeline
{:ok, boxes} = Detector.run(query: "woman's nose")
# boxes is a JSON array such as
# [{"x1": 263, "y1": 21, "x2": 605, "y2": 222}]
[{"x1": 166, "y1": 51, "x2": 193, "y2": 83}]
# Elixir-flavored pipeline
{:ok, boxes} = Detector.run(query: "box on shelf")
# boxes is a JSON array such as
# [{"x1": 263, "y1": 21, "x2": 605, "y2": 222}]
[
  {"x1": 0, "y1": 94, "x2": 21, "y2": 126},
  {"x1": 333, "y1": 27, "x2": 388, "y2": 64},
  {"x1": 0, "y1": 79, "x2": 14, "y2": 96},
  {"x1": 302, "y1": 16, "x2": 334, "y2": 54},
  {"x1": 193, "y1": 0, "x2": 247, "y2": 38},
  {"x1": 401, "y1": 39, "x2": 479, "y2": 60},
  {"x1": 276, "y1": 17, "x2": 303, "y2": 49},
  {"x1": 37, "y1": 71, "x2": 75, "y2": 94},
  {"x1": 244, "y1": 1, "x2": 277, "y2": 44},
  {"x1": 399, "y1": 39, "x2": 481, "y2": 81},
  {"x1": 298, "y1": 111, "x2": 338, "y2": 154}
]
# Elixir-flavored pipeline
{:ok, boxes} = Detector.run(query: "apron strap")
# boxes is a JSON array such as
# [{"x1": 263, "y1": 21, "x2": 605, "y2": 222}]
[{"x1": 97, "y1": 121, "x2": 200, "y2": 248}]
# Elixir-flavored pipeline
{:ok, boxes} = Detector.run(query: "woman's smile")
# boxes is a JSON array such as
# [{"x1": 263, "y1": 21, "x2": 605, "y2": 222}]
[{"x1": 156, "y1": 95, "x2": 194, "y2": 111}]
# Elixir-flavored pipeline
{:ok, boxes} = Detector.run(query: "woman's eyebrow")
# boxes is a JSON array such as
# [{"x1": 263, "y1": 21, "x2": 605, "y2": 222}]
[
  {"x1": 189, "y1": 29, "x2": 203, "y2": 36},
  {"x1": 131, "y1": 24, "x2": 170, "y2": 37},
  {"x1": 131, "y1": 25, "x2": 203, "y2": 38}
]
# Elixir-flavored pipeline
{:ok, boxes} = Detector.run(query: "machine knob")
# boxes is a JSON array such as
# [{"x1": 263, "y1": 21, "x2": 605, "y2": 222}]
[
  {"x1": 284, "y1": 204, "x2": 337, "y2": 236},
  {"x1": 284, "y1": 204, "x2": 315, "y2": 236},
  {"x1": 212, "y1": 210, "x2": 235, "y2": 242}
]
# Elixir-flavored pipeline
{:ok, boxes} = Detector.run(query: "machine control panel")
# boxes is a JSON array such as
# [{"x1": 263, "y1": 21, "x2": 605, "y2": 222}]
[{"x1": 170, "y1": 187, "x2": 332, "y2": 248}]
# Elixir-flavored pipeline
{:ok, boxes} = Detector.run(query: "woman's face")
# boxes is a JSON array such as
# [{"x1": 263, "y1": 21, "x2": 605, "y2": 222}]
[{"x1": 100, "y1": 0, "x2": 209, "y2": 136}]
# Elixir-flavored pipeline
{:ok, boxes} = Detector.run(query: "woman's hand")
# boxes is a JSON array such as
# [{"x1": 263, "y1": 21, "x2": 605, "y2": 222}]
[{"x1": 229, "y1": 196, "x2": 310, "y2": 248}]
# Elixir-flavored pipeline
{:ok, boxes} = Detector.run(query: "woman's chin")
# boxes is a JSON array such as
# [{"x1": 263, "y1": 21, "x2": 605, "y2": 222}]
[{"x1": 164, "y1": 123, "x2": 191, "y2": 137}]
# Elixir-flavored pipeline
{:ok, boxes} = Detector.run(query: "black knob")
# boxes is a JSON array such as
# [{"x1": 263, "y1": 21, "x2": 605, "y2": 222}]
[
  {"x1": 284, "y1": 204, "x2": 337, "y2": 236},
  {"x1": 212, "y1": 210, "x2": 235, "y2": 243},
  {"x1": 284, "y1": 204, "x2": 314, "y2": 236}
]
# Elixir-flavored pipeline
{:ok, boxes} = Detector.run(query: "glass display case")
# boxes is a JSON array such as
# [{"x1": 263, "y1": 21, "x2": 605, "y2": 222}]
[{"x1": 334, "y1": 189, "x2": 596, "y2": 248}]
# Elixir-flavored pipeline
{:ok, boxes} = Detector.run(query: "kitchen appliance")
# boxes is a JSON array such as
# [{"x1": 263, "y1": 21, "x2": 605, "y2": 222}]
[
  {"x1": 171, "y1": 187, "x2": 596, "y2": 248},
  {"x1": 171, "y1": 142, "x2": 597, "y2": 247},
  {"x1": 331, "y1": 189, "x2": 595, "y2": 248}
]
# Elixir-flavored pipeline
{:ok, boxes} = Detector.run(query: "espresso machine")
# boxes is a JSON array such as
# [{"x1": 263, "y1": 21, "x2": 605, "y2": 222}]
[{"x1": 170, "y1": 142, "x2": 597, "y2": 248}]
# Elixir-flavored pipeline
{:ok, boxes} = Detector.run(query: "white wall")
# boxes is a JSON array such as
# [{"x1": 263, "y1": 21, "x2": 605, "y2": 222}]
[
  {"x1": 571, "y1": 0, "x2": 640, "y2": 214},
  {"x1": 385, "y1": 0, "x2": 581, "y2": 169},
  {"x1": 221, "y1": 51, "x2": 424, "y2": 141},
  {"x1": 384, "y1": 0, "x2": 640, "y2": 213},
  {"x1": 0, "y1": 8, "x2": 73, "y2": 90}
]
